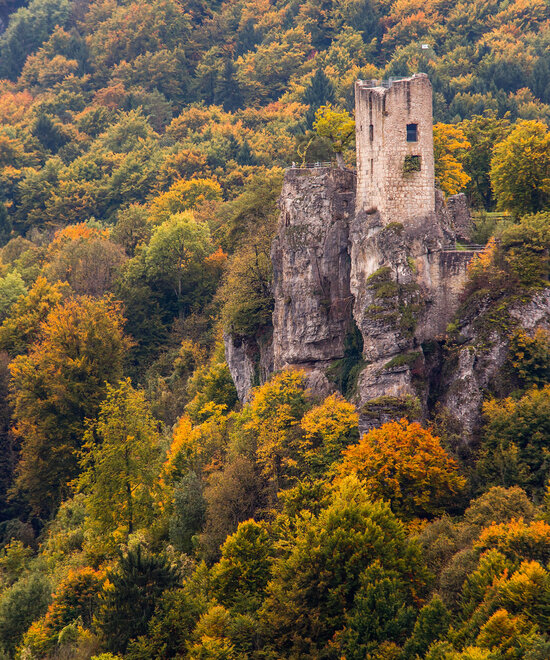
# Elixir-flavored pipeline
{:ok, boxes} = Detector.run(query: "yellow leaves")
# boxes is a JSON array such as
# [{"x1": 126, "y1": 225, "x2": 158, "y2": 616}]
[
  {"x1": 301, "y1": 393, "x2": 358, "y2": 444},
  {"x1": 490, "y1": 120, "x2": 550, "y2": 215},
  {"x1": 246, "y1": 369, "x2": 309, "y2": 485},
  {"x1": 314, "y1": 104, "x2": 355, "y2": 157},
  {"x1": 433, "y1": 122, "x2": 471, "y2": 196},
  {"x1": 148, "y1": 178, "x2": 222, "y2": 225},
  {"x1": 466, "y1": 236, "x2": 498, "y2": 277}
]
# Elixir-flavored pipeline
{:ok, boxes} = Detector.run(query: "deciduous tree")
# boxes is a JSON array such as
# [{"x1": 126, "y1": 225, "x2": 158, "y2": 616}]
[
  {"x1": 337, "y1": 419, "x2": 466, "y2": 519},
  {"x1": 490, "y1": 120, "x2": 550, "y2": 216},
  {"x1": 10, "y1": 296, "x2": 131, "y2": 515},
  {"x1": 76, "y1": 379, "x2": 163, "y2": 549}
]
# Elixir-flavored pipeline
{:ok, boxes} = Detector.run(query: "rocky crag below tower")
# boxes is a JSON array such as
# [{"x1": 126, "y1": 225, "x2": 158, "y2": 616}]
[
  {"x1": 226, "y1": 72, "x2": 550, "y2": 440},
  {"x1": 225, "y1": 166, "x2": 491, "y2": 435}
]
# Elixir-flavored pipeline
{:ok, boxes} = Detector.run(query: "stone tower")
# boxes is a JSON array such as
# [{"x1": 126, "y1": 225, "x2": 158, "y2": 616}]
[{"x1": 355, "y1": 73, "x2": 435, "y2": 224}]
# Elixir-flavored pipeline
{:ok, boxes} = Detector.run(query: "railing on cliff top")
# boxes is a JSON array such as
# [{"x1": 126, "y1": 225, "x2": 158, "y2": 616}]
[{"x1": 289, "y1": 161, "x2": 336, "y2": 168}]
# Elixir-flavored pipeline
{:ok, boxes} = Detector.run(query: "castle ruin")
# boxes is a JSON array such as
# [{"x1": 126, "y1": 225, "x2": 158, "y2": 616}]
[
  {"x1": 355, "y1": 74, "x2": 435, "y2": 224},
  {"x1": 226, "y1": 73, "x2": 477, "y2": 431}
]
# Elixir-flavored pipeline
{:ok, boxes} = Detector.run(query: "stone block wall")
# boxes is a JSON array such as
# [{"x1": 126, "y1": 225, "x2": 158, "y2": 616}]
[{"x1": 355, "y1": 74, "x2": 435, "y2": 224}]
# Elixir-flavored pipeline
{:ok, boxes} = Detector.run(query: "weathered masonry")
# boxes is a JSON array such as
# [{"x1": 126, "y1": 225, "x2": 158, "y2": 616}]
[{"x1": 355, "y1": 74, "x2": 435, "y2": 224}]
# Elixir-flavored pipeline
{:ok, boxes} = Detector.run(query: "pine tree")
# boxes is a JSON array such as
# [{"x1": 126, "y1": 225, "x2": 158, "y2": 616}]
[
  {"x1": 215, "y1": 58, "x2": 243, "y2": 112},
  {"x1": 304, "y1": 68, "x2": 335, "y2": 129},
  {"x1": 236, "y1": 139, "x2": 257, "y2": 166},
  {"x1": 97, "y1": 546, "x2": 178, "y2": 654}
]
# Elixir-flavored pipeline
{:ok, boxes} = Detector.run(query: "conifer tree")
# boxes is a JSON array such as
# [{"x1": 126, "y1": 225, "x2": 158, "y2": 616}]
[
  {"x1": 304, "y1": 68, "x2": 335, "y2": 129},
  {"x1": 97, "y1": 546, "x2": 178, "y2": 654},
  {"x1": 215, "y1": 58, "x2": 243, "y2": 112}
]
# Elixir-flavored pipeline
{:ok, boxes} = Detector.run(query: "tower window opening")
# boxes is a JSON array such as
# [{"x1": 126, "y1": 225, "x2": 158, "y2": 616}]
[
  {"x1": 406, "y1": 123, "x2": 418, "y2": 142},
  {"x1": 369, "y1": 124, "x2": 374, "y2": 141},
  {"x1": 403, "y1": 155, "x2": 421, "y2": 173}
]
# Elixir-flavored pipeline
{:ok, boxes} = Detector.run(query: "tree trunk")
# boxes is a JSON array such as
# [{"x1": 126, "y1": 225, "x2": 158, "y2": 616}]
[{"x1": 336, "y1": 151, "x2": 345, "y2": 169}]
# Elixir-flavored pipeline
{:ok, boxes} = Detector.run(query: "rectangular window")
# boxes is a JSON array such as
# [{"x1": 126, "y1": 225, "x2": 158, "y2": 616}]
[
  {"x1": 369, "y1": 124, "x2": 374, "y2": 141},
  {"x1": 403, "y1": 155, "x2": 421, "y2": 173},
  {"x1": 406, "y1": 123, "x2": 418, "y2": 142}
]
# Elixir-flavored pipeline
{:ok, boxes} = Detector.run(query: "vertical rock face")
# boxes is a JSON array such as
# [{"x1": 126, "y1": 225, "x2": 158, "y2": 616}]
[
  {"x1": 271, "y1": 168, "x2": 355, "y2": 381},
  {"x1": 440, "y1": 290, "x2": 550, "y2": 436},
  {"x1": 348, "y1": 200, "x2": 474, "y2": 430},
  {"x1": 224, "y1": 331, "x2": 273, "y2": 403},
  {"x1": 224, "y1": 166, "x2": 475, "y2": 420}
]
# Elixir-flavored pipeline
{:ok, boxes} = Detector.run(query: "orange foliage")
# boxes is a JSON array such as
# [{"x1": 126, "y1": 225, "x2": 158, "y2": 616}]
[
  {"x1": 475, "y1": 519, "x2": 550, "y2": 564},
  {"x1": 50, "y1": 222, "x2": 110, "y2": 249},
  {"x1": 466, "y1": 235, "x2": 499, "y2": 277},
  {"x1": 0, "y1": 90, "x2": 34, "y2": 126},
  {"x1": 336, "y1": 419, "x2": 466, "y2": 519}
]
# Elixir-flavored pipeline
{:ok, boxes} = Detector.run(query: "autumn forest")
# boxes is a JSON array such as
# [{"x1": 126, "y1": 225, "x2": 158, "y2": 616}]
[{"x1": 0, "y1": 0, "x2": 549, "y2": 658}]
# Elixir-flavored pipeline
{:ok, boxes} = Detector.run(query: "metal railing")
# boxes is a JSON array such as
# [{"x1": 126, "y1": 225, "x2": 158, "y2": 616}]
[
  {"x1": 289, "y1": 161, "x2": 335, "y2": 169},
  {"x1": 357, "y1": 76, "x2": 410, "y2": 89}
]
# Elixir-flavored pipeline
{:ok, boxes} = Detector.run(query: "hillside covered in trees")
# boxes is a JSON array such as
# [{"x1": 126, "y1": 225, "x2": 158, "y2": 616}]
[{"x1": 0, "y1": 0, "x2": 549, "y2": 658}]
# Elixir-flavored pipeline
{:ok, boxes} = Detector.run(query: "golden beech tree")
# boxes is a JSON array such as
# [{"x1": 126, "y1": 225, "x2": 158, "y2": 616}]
[
  {"x1": 433, "y1": 123, "x2": 471, "y2": 196},
  {"x1": 246, "y1": 369, "x2": 311, "y2": 493},
  {"x1": 490, "y1": 120, "x2": 550, "y2": 216},
  {"x1": 313, "y1": 104, "x2": 355, "y2": 167},
  {"x1": 10, "y1": 296, "x2": 132, "y2": 515},
  {"x1": 299, "y1": 393, "x2": 359, "y2": 477},
  {"x1": 337, "y1": 419, "x2": 466, "y2": 519}
]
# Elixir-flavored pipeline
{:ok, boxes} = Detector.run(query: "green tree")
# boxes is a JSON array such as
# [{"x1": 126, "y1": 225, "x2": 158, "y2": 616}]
[
  {"x1": 490, "y1": 120, "x2": 550, "y2": 216},
  {"x1": 0, "y1": 270, "x2": 26, "y2": 322},
  {"x1": 169, "y1": 471, "x2": 206, "y2": 555},
  {"x1": 337, "y1": 563, "x2": 417, "y2": 659},
  {"x1": 10, "y1": 296, "x2": 131, "y2": 515},
  {"x1": 0, "y1": 0, "x2": 70, "y2": 79},
  {"x1": 477, "y1": 386, "x2": 550, "y2": 495},
  {"x1": 461, "y1": 112, "x2": 511, "y2": 209},
  {"x1": 215, "y1": 58, "x2": 243, "y2": 112},
  {"x1": 144, "y1": 212, "x2": 214, "y2": 318},
  {"x1": 210, "y1": 520, "x2": 274, "y2": 615},
  {"x1": 303, "y1": 68, "x2": 335, "y2": 129},
  {"x1": 403, "y1": 597, "x2": 451, "y2": 659},
  {"x1": 500, "y1": 211, "x2": 550, "y2": 287},
  {"x1": 76, "y1": 379, "x2": 163, "y2": 547},
  {"x1": 219, "y1": 238, "x2": 273, "y2": 337},
  {"x1": 0, "y1": 572, "x2": 51, "y2": 655},
  {"x1": 260, "y1": 477, "x2": 428, "y2": 658},
  {"x1": 96, "y1": 546, "x2": 178, "y2": 654}
]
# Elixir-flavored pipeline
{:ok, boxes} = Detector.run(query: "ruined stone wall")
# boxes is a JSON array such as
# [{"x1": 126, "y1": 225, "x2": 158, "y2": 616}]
[{"x1": 355, "y1": 74, "x2": 435, "y2": 224}]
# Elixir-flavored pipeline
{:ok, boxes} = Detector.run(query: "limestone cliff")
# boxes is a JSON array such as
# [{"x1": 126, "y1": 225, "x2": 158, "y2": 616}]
[
  {"x1": 225, "y1": 166, "x2": 481, "y2": 433},
  {"x1": 439, "y1": 289, "x2": 550, "y2": 437},
  {"x1": 270, "y1": 167, "x2": 355, "y2": 395}
]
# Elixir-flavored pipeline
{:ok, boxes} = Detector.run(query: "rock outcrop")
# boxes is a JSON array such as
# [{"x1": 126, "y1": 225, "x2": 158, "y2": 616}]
[
  {"x1": 270, "y1": 167, "x2": 355, "y2": 394},
  {"x1": 224, "y1": 330, "x2": 273, "y2": 403},
  {"x1": 439, "y1": 289, "x2": 550, "y2": 437},
  {"x1": 225, "y1": 166, "x2": 477, "y2": 433},
  {"x1": 348, "y1": 196, "x2": 475, "y2": 430}
]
